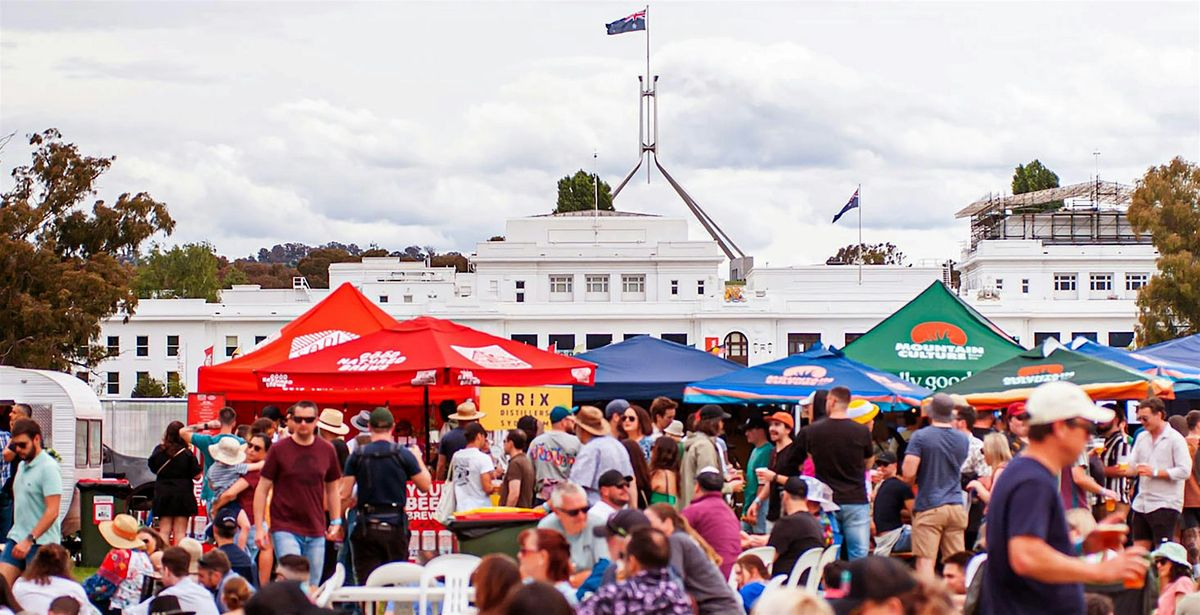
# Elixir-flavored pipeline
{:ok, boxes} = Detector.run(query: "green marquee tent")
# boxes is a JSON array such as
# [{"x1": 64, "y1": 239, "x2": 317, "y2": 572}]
[
  {"x1": 937, "y1": 344, "x2": 1174, "y2": 409},
  {"x1": 843, "y1": 281, "x2": 1025, "y2": 389}
]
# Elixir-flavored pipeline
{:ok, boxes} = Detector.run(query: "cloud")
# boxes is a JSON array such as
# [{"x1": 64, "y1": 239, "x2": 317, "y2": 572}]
[{"x1": 55, "y1": 56, "x2": 215, "y2": 84}]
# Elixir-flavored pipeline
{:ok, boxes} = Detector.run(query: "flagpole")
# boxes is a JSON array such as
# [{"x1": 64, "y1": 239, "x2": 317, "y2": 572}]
[
  {"x1": 857, "y1": 183, "x2": 862, "y2": 285},
  {"x1": 644, "y1": 4, "x2": 651, "y2": 184},
  {"x1": 594, "y1": 150, "x2": 599, "y2": 217}
]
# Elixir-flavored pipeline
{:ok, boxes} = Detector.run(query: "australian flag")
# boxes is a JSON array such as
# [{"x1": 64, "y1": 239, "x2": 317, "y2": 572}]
[
  {"x1": 832, "y1": 188, "x2": 860, "y2": 224},
  {"x1": 606, "y1": 10, "x2": 646, "y2": 35}
]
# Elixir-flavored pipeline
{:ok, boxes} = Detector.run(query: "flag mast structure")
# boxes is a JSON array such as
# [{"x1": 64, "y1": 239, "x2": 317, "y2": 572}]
[
  {"x1": 605, "y1": 6, "x2": 753, "y2": 281},
  {"x1": 858, "y1": 183, "x2": 862, "y2": 285}
]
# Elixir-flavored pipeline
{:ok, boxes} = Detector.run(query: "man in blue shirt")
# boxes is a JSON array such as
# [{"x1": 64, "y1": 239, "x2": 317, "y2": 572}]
[
  {"x1": 902, "y1": 393, "x2": 970, "y2": 577},
  {"x1": 0, "y1": 419, "x2": 63, "y2": 585},
  {"x1": 982, "y1": 382, "x2": 1149, "y2": 615},
  {"x1": 182, "y1": 407, "x2": 244, "y2": 510}
]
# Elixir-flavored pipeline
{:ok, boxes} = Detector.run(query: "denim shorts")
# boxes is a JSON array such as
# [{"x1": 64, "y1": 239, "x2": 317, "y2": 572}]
[{"x1": 0, "y1": 539, "x2": 40, "y2": 570}]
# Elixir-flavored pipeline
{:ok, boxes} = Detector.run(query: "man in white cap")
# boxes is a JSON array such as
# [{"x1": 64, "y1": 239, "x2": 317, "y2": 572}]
[
  {"x1": 436, "y1": 401, "x2": 484, "y2": 481},
  {"x1": 982, "y1": 381, "x2": 1148, "y2": 615}
]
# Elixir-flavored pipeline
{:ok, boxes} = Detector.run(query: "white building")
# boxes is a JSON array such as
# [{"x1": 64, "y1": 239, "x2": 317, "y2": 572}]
[{"x1": 89, "y1": 182, "x2": 1157, "y2": 398}]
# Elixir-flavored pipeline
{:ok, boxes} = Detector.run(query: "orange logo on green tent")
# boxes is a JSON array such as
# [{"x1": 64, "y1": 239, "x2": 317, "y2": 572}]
[
  {"x1": 1003, "y1": 363, "x2": 1075, "y2": 386},
  {"x1": 765, "y1": 365, "x2": 835, "y2": 386},
  {"x1": 895, "y1": 321, "x2": 985, "y2": 362}
]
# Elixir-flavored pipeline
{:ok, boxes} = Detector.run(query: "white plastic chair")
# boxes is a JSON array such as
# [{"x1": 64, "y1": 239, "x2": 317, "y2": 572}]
[
  {"x1": 807, "y1": 544, "x2": 840, "y2": 593},
  {"x1": 741, "y1": 546, "x2": 777, "y2": 574},
  {"x1": 784, "y1": 547, "x2": 823, "y2": 589},
  {"x1": 763, "y1": 574, "x2": 787, "y2": 595},
  {"x1": 419, "y1": 554, "x2": 481, "y2": 615},
  {"x1": 315, "y1": 563, "x2": 346, "y2": 607},
  {"x1": 366, "y1": 561, "x2": 425, "y2": 587}
]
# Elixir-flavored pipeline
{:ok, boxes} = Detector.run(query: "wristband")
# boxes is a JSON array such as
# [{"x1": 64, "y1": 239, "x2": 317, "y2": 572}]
[{"x1": 329, "y1": 518, "x2": 343, "y2": 526}]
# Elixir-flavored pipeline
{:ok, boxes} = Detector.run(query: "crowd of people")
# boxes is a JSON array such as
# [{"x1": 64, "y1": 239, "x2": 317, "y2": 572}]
[{"x1": 3, "y1": 377, "x2": 1200, "y2": 615}]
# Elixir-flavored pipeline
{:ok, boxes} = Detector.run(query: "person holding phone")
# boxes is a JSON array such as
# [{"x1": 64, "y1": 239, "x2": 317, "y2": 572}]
[{"x1": 339, "y1": 408, "x2": 431, "y2": 583}]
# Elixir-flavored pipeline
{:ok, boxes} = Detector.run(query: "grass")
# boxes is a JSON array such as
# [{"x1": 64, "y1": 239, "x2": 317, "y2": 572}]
[{"x1": 73, "y1": 566, "x2": 98, "y2": 582}]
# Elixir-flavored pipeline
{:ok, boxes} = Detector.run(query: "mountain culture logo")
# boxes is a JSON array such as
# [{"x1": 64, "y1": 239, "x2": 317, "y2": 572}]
[
  {"x1": 766, "y1": 365, "x2": 835, "y2": 386},
  {"x1": 895, "y1": 321, "x2": 985, "y2": 361}
]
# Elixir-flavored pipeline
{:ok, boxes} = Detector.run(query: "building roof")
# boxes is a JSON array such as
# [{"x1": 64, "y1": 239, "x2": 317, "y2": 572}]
[
  {"x1": 956, "y1": 180, "x2": 1133, "y2": 219},
  {"x1": 532, "y1": 210, "x2": 660, "y2": 218}
]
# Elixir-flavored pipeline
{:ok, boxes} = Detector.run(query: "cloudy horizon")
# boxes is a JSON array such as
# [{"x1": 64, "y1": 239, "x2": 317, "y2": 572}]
[{"x1": 2, "y1": 1, "x2": 1197, "y2": 268}]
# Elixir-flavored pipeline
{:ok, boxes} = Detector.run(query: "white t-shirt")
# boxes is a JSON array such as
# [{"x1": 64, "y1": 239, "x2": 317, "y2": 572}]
[
  {"x1": 13, "y1": 576, "x2": 93, "y2": 615},
  {"x1": 452, "y1": 447, "x2": 496, "y2": 512}
]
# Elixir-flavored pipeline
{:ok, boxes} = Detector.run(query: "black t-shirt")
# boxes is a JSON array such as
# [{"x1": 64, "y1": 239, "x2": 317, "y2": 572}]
[
  {"x1": 873, "y1": 477, "x2": 914, "y2": 533},
  {"x1": 345, "y1": 441, "x2": 423, "y2": 520},
  {"x1": 797, "y1": 418, "x2": 873, "y2": 505},
  {"x1": 767, "y1": 511, "x2": 824, "y2": 581},
  {"x1": 332, "y1": 438, "x2": 350, "y2": 470},
  {"x1": 982, "y1": 456, "x2": 1083, "y2": 615},
  {"x1": 766, "y1": 441, "x2": 805, "y2": 522},
  {"x1": 439, "y1": 428, "x2": 467, "y2": 459}
]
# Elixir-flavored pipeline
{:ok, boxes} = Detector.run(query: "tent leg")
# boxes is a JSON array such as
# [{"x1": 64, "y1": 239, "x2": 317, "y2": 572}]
[{"x1": 423, "y1": 386, "x2": 431, "y2": 464}]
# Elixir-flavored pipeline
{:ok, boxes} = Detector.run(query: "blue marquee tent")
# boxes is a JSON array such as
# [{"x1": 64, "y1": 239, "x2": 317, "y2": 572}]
[
  {"x1": 683, "y1": 344, "x2": 932, "y2": 407},
  {"x1": 1067, "y1": 337, "x2": 1200, "y2": 396},
  {"x1": 1138, "y1": 334, "x2": 1200, "y2": 370},
  {"x1": 572, "y1": 335, "x2": 743, "y2": 402}
]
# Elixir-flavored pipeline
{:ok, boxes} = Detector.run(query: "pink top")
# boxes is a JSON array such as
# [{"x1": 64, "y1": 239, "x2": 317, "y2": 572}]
[{"x1": 1159, "y1": 575, "x2": 1196, "y2": 615}]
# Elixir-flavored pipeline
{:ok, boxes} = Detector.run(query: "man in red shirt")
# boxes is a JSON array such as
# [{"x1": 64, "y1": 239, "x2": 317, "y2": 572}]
[
  {"x1": 253, "y1": 401, "x2": 342, "y2": 587},
  {"x1": 682, "y1": 466, "x2": 741, "y2": 578}
]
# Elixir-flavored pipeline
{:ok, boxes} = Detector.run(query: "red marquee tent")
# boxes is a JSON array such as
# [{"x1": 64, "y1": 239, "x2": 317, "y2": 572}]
[{"x1": 253, "y1": 315, "x2": 596, "y2": 392}]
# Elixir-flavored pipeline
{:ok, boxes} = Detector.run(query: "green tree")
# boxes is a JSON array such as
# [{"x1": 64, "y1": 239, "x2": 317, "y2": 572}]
[
  {"x1": 0, "y1": 129, "x2": 174, "y2": 370},
  {"x1": 296, "y1": 247, "x2": 361, "y2": 288},
  {"x1": 165, "y1": 377, "x2": 188, "y2": 398},
  {"x1": 133, "y1": 242, "x2": 221, "y2": 301},
  {"x1": 1127, "y1": 156, "x2": 1200, "y2": 345},
  {"x1": 555, "y1": 170, "x2": 614, "y2": 214},
  {"x1": 826, "y1": 243, "x2": 906, "y2": 265},
  {"x1": 131, "y1": 374, "x2": 166, "y2": 398},
  {"x1": 1011, "y1": 159, "x2": 1063, "y2": 212}
]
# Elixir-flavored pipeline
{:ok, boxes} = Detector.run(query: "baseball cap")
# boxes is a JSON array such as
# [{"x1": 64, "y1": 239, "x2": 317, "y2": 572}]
[
  {"x1": 699, "y1": 405, "x2": 731, "y2": 421},
  {"x1": 848, "y1": 399, "x2": 879, "y2": 424},
  {"x1": 598, "y1": 469, "x2": 631, "y2": 489},
  {"x1": 216, "y1": 515, "x2": 239, "y2": 533},
  {"x1": 1025, "y1": 381, "x2": 1114, "y2": 426},
  {"x1": 593, "y1": 509, "x2": 651, "y2": 538},
  {"x1": 782, "y1": 476, "x2": 809, "y2": 499},
  {"x1": 549, "y1": 406, "x2": 572, "y2": 424},
  {"x1": 875, "y1": 451, "x2": 898, "y2": 465},
  {"x1": 765, "y1": 411, "x2": 794, "y2": 430},
  {"x1": 829, "y1": 556, "x2": 918, "y2": 615},
  {"x1": 604, "y1": 399, "x2": 630, "y2": 419},
  {"x1": 369, "y1": 407, "x2": 394, "y2": 429},
  {"x1": 743, "y1": 415, "x2": 769, "y2": 431},
  {"x1": 696, "y1": 466, "x2": 724, "y2": 492},
  {"x1": 1006, "y1": 401, "x2": 1028, "y2": 418}
]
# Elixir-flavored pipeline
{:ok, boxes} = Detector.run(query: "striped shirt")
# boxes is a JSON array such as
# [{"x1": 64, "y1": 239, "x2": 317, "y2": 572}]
[{"x1": 1102, "y1": 430, "x2": 1133, "y2": 503}]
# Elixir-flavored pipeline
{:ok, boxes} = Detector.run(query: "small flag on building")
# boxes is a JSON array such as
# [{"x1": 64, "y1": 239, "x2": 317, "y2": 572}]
[
  {"x1": 606, "y1": 9, "x2": 646, "y2": 35},
  {"x1": 832, "y1": 188, "x2": 860, "y2": 224},
  {"x1": 203, "y1": 345, "x2": 214, "y2": 366}
]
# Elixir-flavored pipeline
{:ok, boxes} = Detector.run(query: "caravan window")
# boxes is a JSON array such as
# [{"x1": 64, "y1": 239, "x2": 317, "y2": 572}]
[
  {"x1": 89, "y1": 420, "x2": 102, "y2": 467},
  {"x1": 75, "y1": 420, "x2": 88, "y2": 468}
]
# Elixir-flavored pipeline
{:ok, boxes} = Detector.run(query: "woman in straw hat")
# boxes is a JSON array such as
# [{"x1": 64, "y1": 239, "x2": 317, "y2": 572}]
[{"x1": 83, "y1": 514, "x2": 154, "y2": 615}]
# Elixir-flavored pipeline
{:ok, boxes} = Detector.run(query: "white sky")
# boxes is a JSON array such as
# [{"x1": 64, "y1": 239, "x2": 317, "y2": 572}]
[{"x1": 2, "y1": 1, "x2": 1197, "y2": 267}]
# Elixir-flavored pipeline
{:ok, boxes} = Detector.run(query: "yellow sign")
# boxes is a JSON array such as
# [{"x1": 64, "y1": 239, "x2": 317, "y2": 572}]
[{"x1": 478, "y1": 386, "x2": 573, "y2": 431}]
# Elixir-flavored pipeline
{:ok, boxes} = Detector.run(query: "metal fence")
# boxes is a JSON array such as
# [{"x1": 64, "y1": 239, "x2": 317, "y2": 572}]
[{"x1": 102, "y1": 399, "x2": 188, "y2": 457}]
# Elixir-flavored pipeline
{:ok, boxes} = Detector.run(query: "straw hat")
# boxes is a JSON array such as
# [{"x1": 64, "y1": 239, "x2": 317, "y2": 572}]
[
  {"x1": 350, "y1": 410, "x2": 372, "y2": 432},
  {"x1": 178, "y1": 537, "x2": 203, "y2": 573},
  {"x1": 208, "y1": 438, "x2": 247, "y2": 466},
  {"x1": 449, "y1": 400, "x2": 485, "y2": 422},
  {"x1": 574, "y1": 406, "x2": 611, "y2": 436},
  {"x1": 317, "y1": 408, "x2": 350, "y2": 435},
  {"x1": 99, "y1": 514, "x2": 145, "y2": 550}
]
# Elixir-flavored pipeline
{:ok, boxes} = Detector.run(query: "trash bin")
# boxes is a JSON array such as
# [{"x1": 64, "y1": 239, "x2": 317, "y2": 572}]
[
  {"x1": 445, "y1": 509, "x2": 547, "y2": 557},
  {"x1": 76, "y1": 478, "x2": 131, "y2": 567}
]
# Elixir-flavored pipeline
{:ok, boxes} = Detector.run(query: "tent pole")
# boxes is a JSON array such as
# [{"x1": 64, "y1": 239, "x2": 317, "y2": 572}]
[{"x1": 423, "y1": 385, "x2": 430, "y2": 464}]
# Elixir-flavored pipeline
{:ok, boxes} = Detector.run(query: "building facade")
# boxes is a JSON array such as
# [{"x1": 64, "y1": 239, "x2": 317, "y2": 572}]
[{"x1": 90, "y1": 206, "x2": 1157, "y2": 398}]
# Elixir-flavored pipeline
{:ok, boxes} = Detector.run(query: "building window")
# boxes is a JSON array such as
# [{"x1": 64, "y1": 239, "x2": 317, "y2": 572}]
[
  {"x1": 621, "y1": 274, "x2": 645, "y2": 294},
  {"x1": 670, "y1": 280, "x2": 679, "y2": 296},
  {"x1": 995, "y1": 279, "x2": 1004, "y2": 291},
  {"x1": 1089, "y1": 273, "x2": 1113, "y2": 292},
  {"x1": 1126, "y1": 273, "x2": 1149, "y2": 291},
  {"x1": 1072, "y1": 332, "x2": 1098, "y2": 342},
  {"x1": 586, "y1": 275, "x2": 609, "y2": 293},
  {"x1": 136, "y1": 371, "x2": 150, "y2": 387},
  {"x1": 254, "y1": 335, "x2": 267, "y2": 345},
  {"x1": 106, "y1": 336, "x2": 120, "y2": 356},
  {"x1": 1053, "y1": 273, "x2": 1077, "y2": 292},
  {"x1": 548, "y1": 334, "x2": 576, "y2": 354},
  {"x1": 549, "y1": 275, "x2": 573, "y2": 295},
  {"x1": 515, "y1": 280, "x2": 526, "y2": 303},
  {"x1": 1033, "y1": 332, "x2": 1060, "y2": 346},
  {"x1": 724, "y1": 331, "x2": 749, "y2": 366},
  {"x1": 844, "y1": 332, "x2": 864, "y2": 346},
  {"x1": 136, "y1": 335, "x2": 149, "y2": 357},
  {"x1": 623, "y1": 334, "x2": 648, "y2": 341},
  {"x1": 1022, "y1": 279, "x2": 1030, "y2": 294},
  {"x1": 787, "y1": 333, "x2": 821, "y2": 355},
  {"x1": 167, "y1": 371, "x2": 181, "y2": 387},
  {"x1": 166, "y1": 335, "x2": 180, "y2": 357},
  {"x1": 511, "y1": 334, "x2": 538, "y2": 347},
  {"x1": 586, "y1": 334, "x2": 613, "y2": 350},
  {"x1": 697, "y1": 280, "x2": 706, "y2": 295},
  {"x1": 379, "y1": 295, "x2": 389, "y2": 303},
  {"x1": 661, "y1": 333, "x2": 688, "y2": 346},
  {"x1": 225, "y1": 335, "x2": 238, "y2": 357},
  {"x1": 1108, "y1": 331, "x2": 1135, "y2": 348},
  {"x1": 106, "y1": 372, "x2": 120, "y2": 395},
  {"x1": 403, "y1": 295, "x2": 413, "y2": 303}
]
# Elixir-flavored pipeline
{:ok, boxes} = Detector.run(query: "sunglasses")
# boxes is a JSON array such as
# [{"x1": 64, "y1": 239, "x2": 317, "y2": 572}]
[
  {"x1": 247, "y1": 443, "x2": 265, "y2": 452},
  {"x1": 557, "y1": 506, "x2": 588, "y2": 517},
  {"x1": 623, "y1": 416, "x2": 638, "y2": 422},
  {"x1": 290, "y1": 416, "x2": 317, "y2": 424},
  {"x1": 11, "y1": 441, "x2": 30, "y2": 451}
]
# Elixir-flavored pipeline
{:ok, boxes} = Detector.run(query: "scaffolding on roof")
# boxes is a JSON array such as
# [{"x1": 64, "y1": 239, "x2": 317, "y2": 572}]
[{"x1": 956, "y1": 180, "x2": 1133, "y2": 218}]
